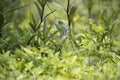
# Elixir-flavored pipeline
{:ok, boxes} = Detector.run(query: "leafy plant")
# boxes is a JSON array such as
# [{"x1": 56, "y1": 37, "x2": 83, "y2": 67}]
[
  {"x1": 27, "y1": 0, "x2": 56, "y2": 46},
  {"x1": 0, "y1": 0, "x2": 120, "y2": 80},
  {"x1": 0, "y1": 0, "x2": 27, "y2": 38}
]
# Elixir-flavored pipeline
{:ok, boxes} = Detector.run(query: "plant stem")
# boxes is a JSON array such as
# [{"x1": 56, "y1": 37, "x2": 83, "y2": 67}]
[
  {"x1": 66, "y1": 0, "x2": 72, "y2": 38},
  {"x1": 27, "y1": 0, "x2": 45, "y2": 45},
  {"x1": 36, "y1": 0, "x2": 45, "y2": 31}
]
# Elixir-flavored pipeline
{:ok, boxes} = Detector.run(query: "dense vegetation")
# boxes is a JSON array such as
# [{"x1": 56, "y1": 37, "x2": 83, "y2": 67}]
[{"x1": 0, "y1": 0, "x2": 120, "y2": 80}]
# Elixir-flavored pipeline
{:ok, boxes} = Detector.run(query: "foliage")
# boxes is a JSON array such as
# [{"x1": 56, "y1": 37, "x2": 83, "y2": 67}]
[
  {"x1": 0, "y1": 46, "x2": 120, "y2": 80},
  {"x1": 0, "y1": 0, "x2": 120, "y2": 80}
]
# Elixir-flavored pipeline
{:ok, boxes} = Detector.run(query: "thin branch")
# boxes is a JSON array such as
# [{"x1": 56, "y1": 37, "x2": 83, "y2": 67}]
[
  {"x1": 27, "y1": 0, "x2": 46, "y2": 45},
  {"x1": 66, "y1": 0, "x2": 72, "y2": 38}
]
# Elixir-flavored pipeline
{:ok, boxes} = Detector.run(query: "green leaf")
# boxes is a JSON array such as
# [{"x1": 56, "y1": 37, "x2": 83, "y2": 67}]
[
  {"x1": 43, "y1": 19, "x2": 47, "y2": 39},
  {"x1": 34, "y1": 1, "x2": 42, "y2": 17},
  {"x1": 38, "y1": 30, "x2": 42, "y2": 40},
  {"x1": 69, "y1": 6, "x2": 77, "y2": 22},
  {"x1": 29, "y1": 13, "x2": 36, "y2": 32},
  {"x1": 4, "y1": 5, "x2": 28, "y2": 15},
  {"x1": 45, "y1": 24, "x2": 52, "y2": 39},
  {"x1": 84, "y1": 33, "x2": 96, "y2": 45},
  {"x1": 46, "y1": 31, "x2": 58, "y2": 42},
  {"x1": 55, "y1": 20, "x2": 65, "y2": 33},
  {"x1": 37, "y1": 0, "x2": 42, "y2": 6},
  {"x1": 29, "y1": 23, "x2": 35, "y2": 32},
  {"x1": 44, "y1": 9, "x2": 56, "y2": 18}
]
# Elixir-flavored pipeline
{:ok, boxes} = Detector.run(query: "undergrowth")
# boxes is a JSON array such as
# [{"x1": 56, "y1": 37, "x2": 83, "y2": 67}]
[{"x1": 0, "y1": 0, "x2": 120, "y2": 80}]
